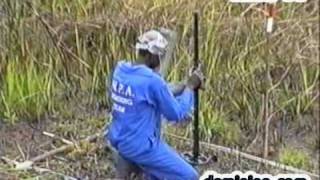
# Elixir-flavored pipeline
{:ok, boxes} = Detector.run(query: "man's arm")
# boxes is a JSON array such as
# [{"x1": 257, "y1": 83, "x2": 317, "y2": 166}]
[
  {"x1": 152, "y1": 79, "x2": 194, "y2": 123},
  {"x1": 153, "y1": 63, "x2": 204, "y2": 123},
  {"x1": 169, "y1": 82, "x2": 186, "y2": 97}
]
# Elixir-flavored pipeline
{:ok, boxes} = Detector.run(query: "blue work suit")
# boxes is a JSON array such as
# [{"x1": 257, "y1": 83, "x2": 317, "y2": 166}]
[{"x1": 105, "y1": 61, "x2": 198, "y2": 180}]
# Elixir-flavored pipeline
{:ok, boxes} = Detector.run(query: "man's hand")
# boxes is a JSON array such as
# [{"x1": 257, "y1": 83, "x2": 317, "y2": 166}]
[
  {"x1": 187, "y1": 63, "x2": 205, "y2": 90},
  {"x1": 171, "y1": 113, "x2": 193, "y2": 128}
]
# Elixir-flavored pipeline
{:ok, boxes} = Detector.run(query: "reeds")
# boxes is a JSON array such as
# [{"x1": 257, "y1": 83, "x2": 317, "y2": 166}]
[{"x1": 0, "y1": 0, "x2": 318, "y2": 147}]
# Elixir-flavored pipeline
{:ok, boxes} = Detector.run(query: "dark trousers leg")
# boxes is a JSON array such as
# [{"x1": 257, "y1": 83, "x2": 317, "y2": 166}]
[{"x1": 112, "y1": 150, "x2": 143, "y2": 179}]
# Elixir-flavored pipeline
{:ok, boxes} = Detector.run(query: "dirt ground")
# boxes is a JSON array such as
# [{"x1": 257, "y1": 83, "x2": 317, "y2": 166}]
[{"x1": 0, "y1": 97, "x2": 319, "y2": 180}]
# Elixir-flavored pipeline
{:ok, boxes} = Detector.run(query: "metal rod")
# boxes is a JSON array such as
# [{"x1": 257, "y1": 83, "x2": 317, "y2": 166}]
[{"x1": 192, "y1": 11, "x2": 200, "y2": 164}]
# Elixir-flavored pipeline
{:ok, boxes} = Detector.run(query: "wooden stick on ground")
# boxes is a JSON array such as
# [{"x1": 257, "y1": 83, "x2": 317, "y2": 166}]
[
  {"x1": 3, "y1": 133, "x2": 101, "y2": 171},
  {"x1": 42, "y1": 131, "x2": 73, "y2": 145},
  {"x1": 1, "y1": 157, "x2": 77, "y2": 180},
  {"x1": 166, "y1": 133, "x2": 319, "y2": 179},
  {"x1": 31, "y1": 133, "x2": 100, "y2": 162}
]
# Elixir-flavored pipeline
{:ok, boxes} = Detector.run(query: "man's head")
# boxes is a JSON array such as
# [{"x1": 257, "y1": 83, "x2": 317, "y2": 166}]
[{"x1": 135, "y1": 30, "x2": 168, "y2": 71}]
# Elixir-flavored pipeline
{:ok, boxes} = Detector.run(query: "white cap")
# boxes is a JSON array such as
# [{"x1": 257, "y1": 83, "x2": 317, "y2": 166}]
[{"x1": 135, "y1": 30, "x2": 168, "y2": 56}]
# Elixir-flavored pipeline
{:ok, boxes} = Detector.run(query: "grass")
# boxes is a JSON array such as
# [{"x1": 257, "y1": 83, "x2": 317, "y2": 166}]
[
  {"x1": 279, "y1": 148, "x2": 312, "y2": 170},
  {"x1": 0, "y1": 0, "x2": 318, "y2": 149},
  {"x1": 0, "y1": 61, "x2": 56, "y2": 123}
]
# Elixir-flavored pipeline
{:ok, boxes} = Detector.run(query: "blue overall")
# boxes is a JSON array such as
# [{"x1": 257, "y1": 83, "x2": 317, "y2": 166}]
[{"x1": 105, "y1": 61, "x2": 198, "y2": 180}]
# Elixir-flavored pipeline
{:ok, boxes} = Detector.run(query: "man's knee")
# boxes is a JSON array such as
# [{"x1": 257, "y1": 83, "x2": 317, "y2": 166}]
[{"x1": 112, "y1": 150, "x2": 142, "y2": 179}]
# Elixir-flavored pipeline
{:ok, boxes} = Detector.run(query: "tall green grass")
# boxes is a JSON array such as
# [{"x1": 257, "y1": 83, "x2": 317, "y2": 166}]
[
  {"x1": 0, "y1": 0, "x2": 318, "y2": 148},
  {"x1": 0, "y1": 61, "x2": 56, "y2": 123}
]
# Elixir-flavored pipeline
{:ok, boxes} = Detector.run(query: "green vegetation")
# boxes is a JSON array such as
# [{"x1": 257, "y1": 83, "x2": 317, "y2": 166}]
[
  {"x1": 279, "y1": 148, "x2": 312, "y2": 170},
  {"x1": 0, "y1": 0, "x2": 318, "y2": 149},
  {"x1": 200, "y1": 110, "x2": 241, "y2": 145},
  {"x1": 0, "y1": 61, "x2": 56, "y2": 123},
  {"x1": 0, "y1": 1, "x2": 319, "y2": 179}
]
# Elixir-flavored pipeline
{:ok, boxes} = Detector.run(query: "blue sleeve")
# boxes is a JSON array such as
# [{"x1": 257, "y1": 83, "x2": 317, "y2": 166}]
[{"x1": 152, "y1": 78, "x2": 194, "y2": 122}]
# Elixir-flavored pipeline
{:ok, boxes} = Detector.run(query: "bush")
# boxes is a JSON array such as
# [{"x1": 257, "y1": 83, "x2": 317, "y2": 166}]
[{"x1": 279, "y1": 148, "x2": 311, "y2": 170}]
